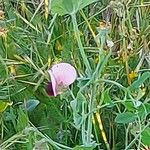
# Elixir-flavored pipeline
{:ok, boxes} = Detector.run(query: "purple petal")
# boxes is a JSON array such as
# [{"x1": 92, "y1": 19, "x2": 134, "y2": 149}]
[
  {"x1": 47, "y1": 70, "x2": 57, "y2": 96},
  {"x1": 51, "y1": 63, "x2": 77, "y2": 86},
  {"x1": 45, "y1": 82, "x2": 54, "y2": 96}
]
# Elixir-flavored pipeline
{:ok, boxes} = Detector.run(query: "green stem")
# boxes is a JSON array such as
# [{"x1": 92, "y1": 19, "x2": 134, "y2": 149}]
[
  {"x1": 93, "y1": 117, "x2": 100, "y2": 149},
  {"x1": 71, "y1": 13, "x2": 92, "y2": 76},
  {"x1": 125, "y1": 124, "x2": 130, "y2": 147},
  {"x1": 87, "y1": 85, "x2": 96, "y2": 144},
  {"x1": 137, "y1": 116, "x2": 142, "y2": 150},
  {"x1": 82, "y1": 101, "x2": 86, "y2": 145}
]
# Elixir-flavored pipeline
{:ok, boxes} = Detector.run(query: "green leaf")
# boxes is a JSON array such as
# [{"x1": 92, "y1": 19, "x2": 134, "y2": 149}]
[
  {"x1": 115, "y1": 112, "x2": 137, "y2": 124},
  {"x1": 63, "y1": 0, "x2": 74, "y2": 13},
  {"x1": 51, "y1": 0, "x2": 67, "y2": 15},
  {"x1": 103, "y1": 89, "x2": 112, "y2": 104},
  {"x1": 0, "y1": 101, "x2": 13, "y2": 113},
  {"x1": 123, "y1": 100, "x2": 136, "y2": 112},
  {"x1": 129, "y1": 72, "x2": 150, "y2": 91},
  {"x1": 77, "y1": 78, "x2": 90, "y2": 88},
  {"x1": 22, "y1": 99, "x2": 40, "y2": 112},
  {"x1": 16, "y1": 108, "x2": 28, "y2": 131},
  {"x1": 145, "y1": 103, "x2": 150, "y2": 114},
  {"x1": 70, "y1": 99, "x2": 77, "y2": 112},
  {"x1": 51, "y1": 0, "x2": 98, "y2": 15},
  {"x1": 101, "y1": 89, "x2": 114, "y2": 107},
  {"x1": 141, "y1": 127, "x2": 150, "y2": 146},
  {"x1": 70, "y1": 99, "x2": 82, "y2": 129},
  {"x1": 137, "y1": 103, "x2": 150, "y2": 119},
  {"x1": 70, "y1": 92, "x2": 86, "y2": 129}
]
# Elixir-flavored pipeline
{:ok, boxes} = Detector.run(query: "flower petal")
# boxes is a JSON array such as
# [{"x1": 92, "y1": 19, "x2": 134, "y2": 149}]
[
  {"x1": 45, "y1": 82, "x2": 54, "y2": 96},
  {"x1": 47, "y1": 70, "x2": 57, "y2": 96},
  {"x1": 51, "y1": 63, "x2": 77, "y2": 86}
]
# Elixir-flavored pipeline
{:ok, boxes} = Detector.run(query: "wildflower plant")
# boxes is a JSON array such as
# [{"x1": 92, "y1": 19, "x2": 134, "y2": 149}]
[{"x1": 46, "y1": 63, "x2": 77, "y2": 96}]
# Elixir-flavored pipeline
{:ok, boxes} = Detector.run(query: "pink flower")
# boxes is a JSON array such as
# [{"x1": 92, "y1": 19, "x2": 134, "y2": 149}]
[{"x1": 46, "y1": 63, "x2": 77, "y2": 96}]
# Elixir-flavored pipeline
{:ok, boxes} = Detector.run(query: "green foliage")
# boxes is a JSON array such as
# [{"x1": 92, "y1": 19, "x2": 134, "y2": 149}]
[
  {"x1": 16, "y1": 108, "x2": 28, "y2": 132},
  {"x1": 70, "y1": 92, "x2": 86, "y2": 129},
  {"x1": 115, "y1": 112, "x2": 137, "y2": 124},
  {"x1": 102, "y1": 89, "x2": 112, "y2": 104},
  {"x1": 141, "y1": 127, "x2": 150, "y2": 146},
  {"x1": 0, "y1": 101, "x2": 12, "y2": 113},
  {"x1": 129, "y1": 72, "x2": 150, "y2": 91},
  {"x1": 51, "y1": 0, "x2": 98, "y2": 15},
  {"x1": 21, "y1": 99, "x2": 40, "y2": 112}
]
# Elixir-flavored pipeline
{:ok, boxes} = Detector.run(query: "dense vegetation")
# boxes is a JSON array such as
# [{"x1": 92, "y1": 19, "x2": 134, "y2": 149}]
[{"x1": 0, "y1": 0, "x2": 150, "y2": 149}]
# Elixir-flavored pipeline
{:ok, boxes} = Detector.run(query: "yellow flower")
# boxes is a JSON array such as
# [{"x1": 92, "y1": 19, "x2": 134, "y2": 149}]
[{"x1": 128, "y1": 71, "x2": 138, "y2": 81}]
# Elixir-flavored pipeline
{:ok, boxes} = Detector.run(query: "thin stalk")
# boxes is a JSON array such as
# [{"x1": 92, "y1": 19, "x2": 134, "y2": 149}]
[
  {"x1": 122, "y1": 9, "x2": 131, "y2": 85},
  {"x1": 44, "y1": 0, "x2": 49, "y2": 20},
  {"x1": 92, "y1": 116, "x2": 101, "y2": 149},
  {"x1": 82, "y1": 101, "x2": 86, "y2": 145},
  {"x1": 80, "y1": 10, "x2": 100, "y2": 47},
  {"x1": 0, "y1": 133, "x2": 26, "y2": 149},
  {"x1": 111, "y1": 122, "x2": 115, "y2": 150},
  {"x1": 95, "y1": 112, "x2": 110, "y2": 150},
  {"x1": 125, "y1": 124, "x2": 130, "y2": 147},
  {"x1": 0, "y1": 115, "x2": 3, "y2": 140},
  {"x1": 87, "y1": 85, "x2": 96, "y2": 143},
  {"x1": 88, "y1": 98, "x2": 129, "y2": 116},
  {"x1": 71, "y1": 13, "x2": 92, "y2": 76},
  {"x1": 137, "y1": 116, "x2": 142, "y2": 150},
  {"x1": 99, "y1": 79, "x2": 127, "y2": 92}
]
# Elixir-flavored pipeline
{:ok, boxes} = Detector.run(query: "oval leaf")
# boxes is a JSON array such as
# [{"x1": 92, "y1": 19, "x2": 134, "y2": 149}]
[
  {"x1": 141, "y1": 127, "x2": 150, "y2": 146},
  {"x1": 103, "y1": 89, "x2": 112, "y2": 104},
  {"x1": 23, "y1": 99, "x2": 40, "y2": 112},
  {"x1": 115, "y1": 112, "x2": 137, "y2": 124}
]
